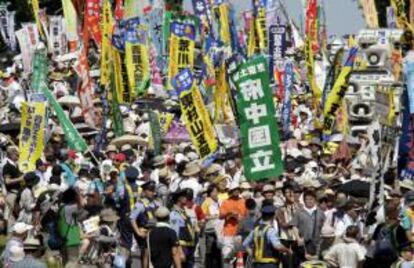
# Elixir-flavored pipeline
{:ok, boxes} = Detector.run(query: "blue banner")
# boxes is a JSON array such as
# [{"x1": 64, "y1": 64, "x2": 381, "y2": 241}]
[
  {"x1": 404, "y1": 59, "x2": 414, "y2": 114},
  {"x1": 282, "y1": 61, "x2": 293, "y2": 137},
  {"x1": 268, "y1": 24, "x2": 286, "y2": 82}
]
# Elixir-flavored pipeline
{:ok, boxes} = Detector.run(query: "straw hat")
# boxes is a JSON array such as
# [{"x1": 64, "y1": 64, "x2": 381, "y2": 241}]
[
  {"x1": 228, "y1": 182, "x2": 241, "y2": 192},
  {"x1": 23, "y1": 236, "x2": 42, "y2": 250},
  {"x1": 240, "y1": 181, "x2": 252, "y2": 190},
  {"x1": 205, "y1": 163, "x2": 222, "y2": 176},
  {"x1": 105, "y1": 144, "x2": 118, "y2": 154},
  {"x1": 213, "y1": 174, "x2": 230, "y2": 184},
  {"x1": 182, "y1": 161, "x2": 201, "y2": 177},
  {"x1": 155, "y1": 206, "x2": 170, "y2": 219},
  {"x1": 159, "y1": 167, "x2": 172, "y2": 180},
  {"x1": 153, "y1": 155, "x2": 165, "y2": 167},
  {"x1": 262, "y1": 184, "x2": 275, "y2": 193},
  {"x1": 400, "y1": 179, "x2": 414, "y2": 191}
]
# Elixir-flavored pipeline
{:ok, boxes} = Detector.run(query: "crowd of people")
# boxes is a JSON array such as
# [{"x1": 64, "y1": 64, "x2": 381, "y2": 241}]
[{"x1": 0, "y1": 65, "x2": 412, "y2": 268}]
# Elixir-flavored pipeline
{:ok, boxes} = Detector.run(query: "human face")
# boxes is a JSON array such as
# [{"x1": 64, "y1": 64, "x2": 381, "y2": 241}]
[
  {"x1": 263, "y1": 191, "x2": 274, "y2": 200},
  {"x1": 304, "y1": 195, "x2": 316, "y2": 209},
  {"x1": 144, "y1": 188, "x2": 156, "y2": 200},
  {"x1": 210, "y1": 187, "x2": 218, "y2": 201},
  {"x1": 218, "y1": 180, "x2": 227, "y2": 191},
  {"x1": 230, "y1": 189, "x2": 241, "y2": 198},
  {"x1": 284, "y1": 189, "x2": 295, "y2": 203}
]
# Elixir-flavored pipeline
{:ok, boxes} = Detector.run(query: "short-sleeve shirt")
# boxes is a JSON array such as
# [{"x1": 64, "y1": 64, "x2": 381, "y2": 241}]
[
  {"x1": 3, "y1": 160, "x2": 21, "y2": 192},
  {"x1": 220, "y1": 197, "x2": 247, "y2": 236},
  {"x1": 149, "y1": 224, "x2": 179, "y2": 268}
]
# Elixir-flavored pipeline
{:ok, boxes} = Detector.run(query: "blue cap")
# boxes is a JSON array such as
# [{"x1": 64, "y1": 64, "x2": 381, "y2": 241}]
[{"x1": 125, "y1": 167, "x2": 139, "y2": 180}]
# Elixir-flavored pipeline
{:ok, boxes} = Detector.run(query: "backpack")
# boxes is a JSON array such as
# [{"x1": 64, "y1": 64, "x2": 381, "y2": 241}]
[{"x1": 373, "y1": 225, "x2": 399, "y2": 260}]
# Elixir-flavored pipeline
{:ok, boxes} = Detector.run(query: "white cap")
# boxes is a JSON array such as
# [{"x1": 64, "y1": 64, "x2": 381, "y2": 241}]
[
  {"x1": 186, "y1": 151, "x2": 199, "y2": 161},
  {"x1": 12, "y1": 222, "x2": 33, "y2": 234},
  {"x1": 228, "y1": 182, "x2": 240, "y2": 191},
  {"x1": 175, "y1": 153, "x2": 189, "y2": 164},
  {"x1": 9, "y1": 245, "x2": 24, "y2": 262}
]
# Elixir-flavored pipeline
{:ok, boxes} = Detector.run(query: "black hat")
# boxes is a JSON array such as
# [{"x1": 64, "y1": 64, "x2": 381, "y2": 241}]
[
  {"x1": 24, "y1": 172, "x2": 40, "y2": 186},
  {"x1": 142, "y1": 180, "x2": 156, "y2": 191},
  {"x1": 125, "y1": 167, "x2": 139, "y2": 180},
  {"x1": 172, "y1": 189, "x2": 188, "y2": 203},
  {"x1": 261, "y1": 205, "x2": 276, "y2": 215}
]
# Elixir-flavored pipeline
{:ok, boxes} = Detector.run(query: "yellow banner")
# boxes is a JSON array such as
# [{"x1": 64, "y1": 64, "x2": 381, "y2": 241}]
[
  {"x1": 217, "y1": 4, "x2": 231, "y2": 47},
  {"x1": 247, "y1": 16, "x2": 258, "y2": 57},
  {"x1": 159, "y1": 112, "x2": 174, "y2": 133},
  {"x1": 61, "y1": 0, "x2": 78, "y2": 45},
  {"x1": 32, "y1": 0, "x2": 44, "y2": 37},
  {"x1": 125, "y1": 42, "x2": 150, "y2": 98},
  {"x1": 113, "y1": 49, "x2": 125, "y2": 103},
  {"x1": 305, "y1": 37, "x2": 321, "y2": 102},
  {"x1": 359, "y1": 0, "x2": 379, "y2": 28},
  {"x1": 167, "y1": 34, "x2": 195, "y2": 90},
  {"x1": 179, "y1": 85, "x2": 217, "y2": 159},
  {"x1": 19, "y1": 102, "x2": 46, "y2": 172},
  {"x1": 100, "y1": 0, "x2": 114, "y2": 86},
  {"x1": 323, "y1": 47, "x2": 357, "y2": 135},
  {"x1": 256, "y1": 7, "x2": 267, "y2": 52},
  {"x1": 214, "y1": 63, "x2": 232, "y2": 123},
  {"x1": 391, "y1": 0, "x2": 414, "y2": 33}
]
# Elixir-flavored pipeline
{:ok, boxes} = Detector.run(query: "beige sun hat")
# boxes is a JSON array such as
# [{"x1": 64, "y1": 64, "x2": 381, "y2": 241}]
[
  {"x1": 182, "y1": 161, "x2": 201, "y2": 177},
  {"x1": 155, "y1": 206, "x2": 170, "y2": 219},
  {"x1": 205, "y1": 163, "x2": 222, "y2": 176}
]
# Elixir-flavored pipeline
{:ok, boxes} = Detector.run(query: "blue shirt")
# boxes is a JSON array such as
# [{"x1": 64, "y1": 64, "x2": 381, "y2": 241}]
[
  {"x1": 129, "y1": 198, "x2": 159, "y2": 221},
  {"x1": 170, "y1": 207, "x2": 186, "y2": 237},
  {"x1": 242, "y1": 221, "x2": 282, "y2": 250}
]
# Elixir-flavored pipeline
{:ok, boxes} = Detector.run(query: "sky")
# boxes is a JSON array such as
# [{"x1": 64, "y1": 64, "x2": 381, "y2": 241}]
[{"x1": 184, "y1": 0, "x2": 366, "y2": 37}]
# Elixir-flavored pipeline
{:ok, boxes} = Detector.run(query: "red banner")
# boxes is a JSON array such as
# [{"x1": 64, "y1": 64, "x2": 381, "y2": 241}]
[
  {"x1": 305, "y1": 0, "x2": 319, "y2": 54},
  {"x1": 74, "y1": 48, "x2": 98, "y2": 127},
  {"x1": 83, "y1": 0, "x2": 102, "y2": 48}
]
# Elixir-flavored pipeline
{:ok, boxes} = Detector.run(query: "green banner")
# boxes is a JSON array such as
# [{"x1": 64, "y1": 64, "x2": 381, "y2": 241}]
[
  {"x1": 32, "y1": 49, "x2": 48, "y2": 92},
  {"x1": 149, "y1": 110, "x2": 161, "y2": 155},
  {"x1": 232, "y1": 56, "x2": 283, "y2": 181},
  {"x1": 40, "y1": 83, "x2": 88, "y2": 152},
  {"x1": 110, "y1": 71, "x2": 124, "y2": 137}
]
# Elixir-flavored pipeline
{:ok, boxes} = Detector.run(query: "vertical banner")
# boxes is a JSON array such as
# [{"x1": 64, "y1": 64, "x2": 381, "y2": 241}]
[
  {"x1": 124, "y1": 0, "x2": 150, "y2": 19},
  {"x1": 62, "y1": 0, "x2": 78, "y2": 50},
  {"x1": 113, "y1": 49, "x2": 126, "y2": 103},
  {"x1": 387, "y1": 6, "x2": 397, "y2": 28},
  {"x1": 404, "y1": 53, "x2": 414, "y2": 114},
  {"x1": 31, "y1": 0, "x2": 44, "y2": 37},
  {"x1": 100, "y1": 0, "x2": 114, "y2": 86},
  {"x1": 0, "y1": 5, "x2": 16, "y2": 50},
  {"x1": 19, "y1": 102, "x2": 47, "y2": 172},
  {"x1": 253, "y1": 0, "x2": 267, "y2": 52},
  {"x1": 232, "y1": 56, "x2": 283, "y2": 181},
  {"x1": 305, "y1": 37, "x2": 321, "y2": 102},
  {"x1": 391, "y1": 0, "x2": 412, "y2": 31},
  {"x1": 268, "y1": 24, "x2": 286, "y2": 84},
  {"x1": 15, "y1": 23, "x2": 39, "y2": 74},
  {"x1": 146, "y1": 7, "x2": 164, "y2": 66},
  {"x1": 358, "y1": 0, "x2": 379, "y2": 28},
  {"x1": 215, "y1": 3, "x2": 232, "y2": 47},
  {"x1": 167, "y1": 19, "x2": 196, "y2": 90},
  {"x1": 282, "y1": 62, "x2": 293, "y2": 137},
  {"x1": 323, "y1": 47, "x2": 358, "y2": 135},
  {"x1": 305, "y1": 0, "x2": 319, "y2": 54},
  {"x1": 173, "y1": 69, "x2": 218, "y2": 159},
  {"x1": 74, "y1": 49, "x2": 97, "y2": 127},
  {"x1": 125, "y1": 18, "x2": 150, "y2": 98},
  {"x1": 40, "y1": 83, "x2": 88, "y2": 152},
  {"x1": 192, "y1": 0, "x2": 214, "y2": 38},
  {"x1": 48, "y1": 16, "x2": 67, "y2": 56},
  {"x1": 110, "y1": 71, "x2": 125, "y2": 137},
  {"x1": 83, "y1": 0, "x2": 102, "y2": 47},
  {"x1": 31, "y1": 49, "x2": 48, "y2": 92}
]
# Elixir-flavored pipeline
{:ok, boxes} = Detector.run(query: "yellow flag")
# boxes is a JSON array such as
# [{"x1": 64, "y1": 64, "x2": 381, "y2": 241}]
[
  {"x1": 255, "y1": 7, "x2": 267, "y2": 52},
  {"x1": 217, "y1": 4, "x2": 231, "y2": 47},
  {"x1": 305, "y1": 37, "x2": 321, "y2": 102},
  {"x1": 32, "y1": 0, "x2": 44, "y2": 37},
  {"x1": 19, "y1": 102, "x2": 47, "y2": 172},
  {"x1": 100, "y1": 0, "x2": 114, "y2": 86},
  {"x1": 113, "y1": 49, "x2": 125, "y2": 103}
]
